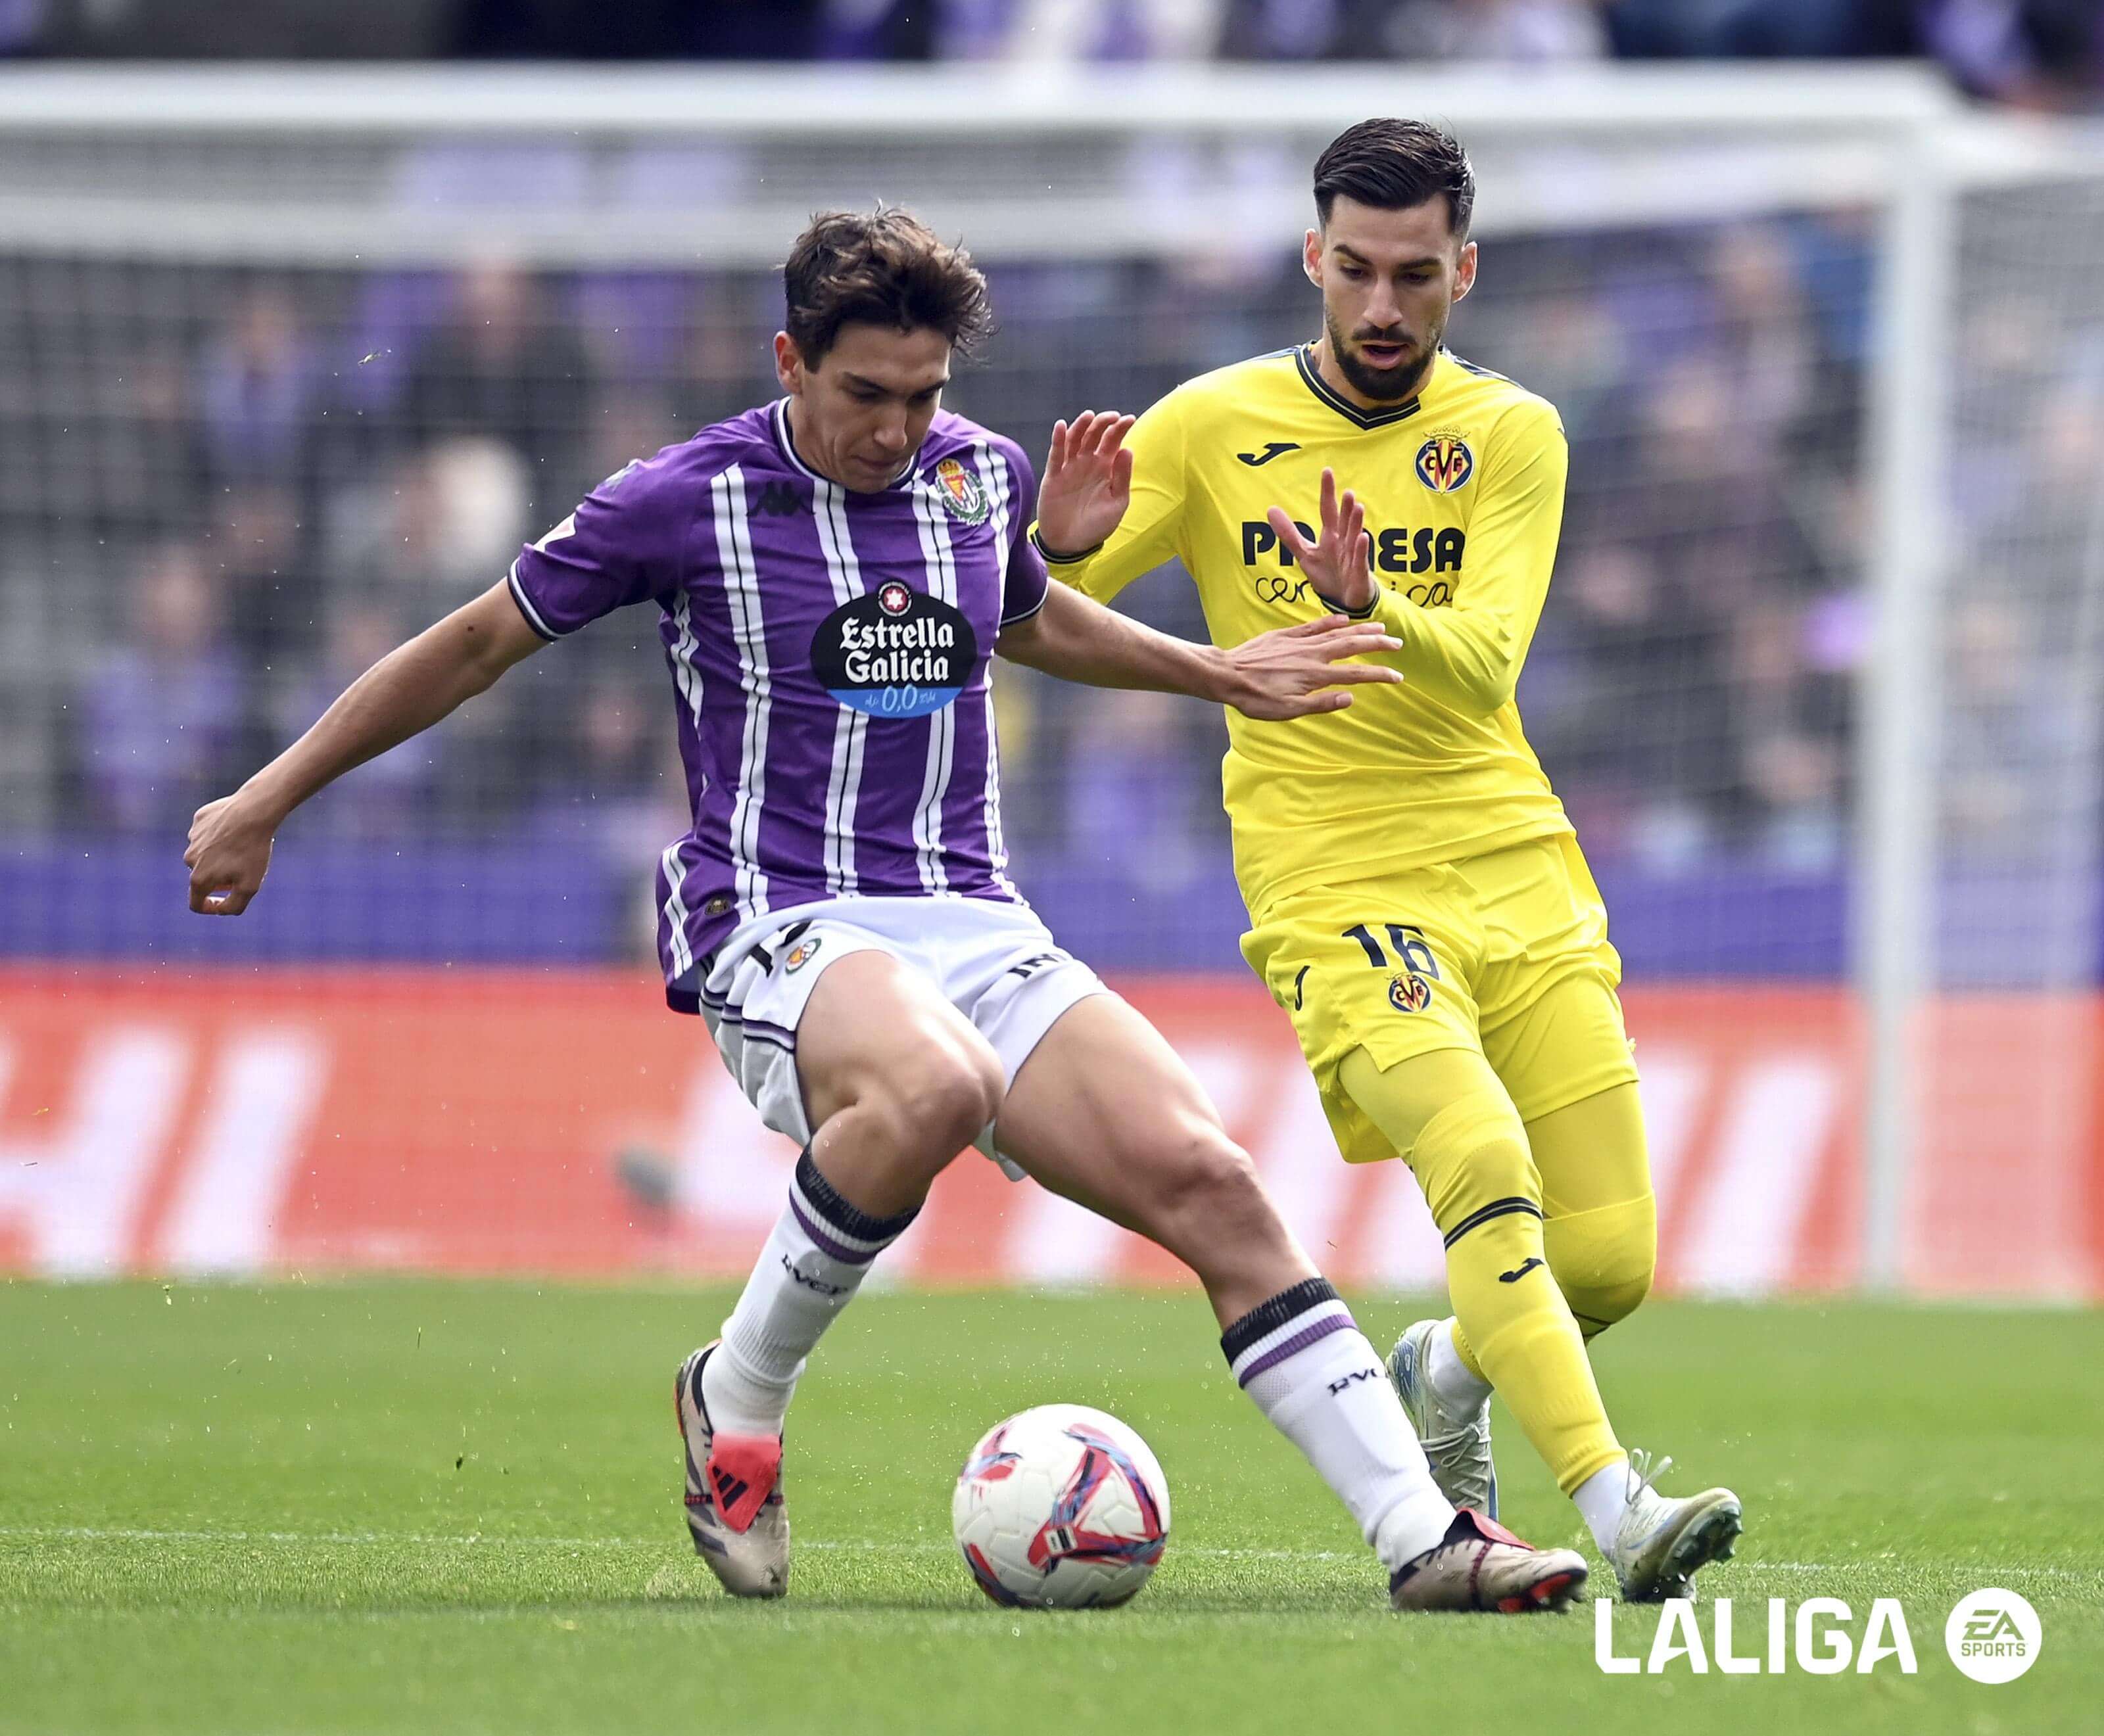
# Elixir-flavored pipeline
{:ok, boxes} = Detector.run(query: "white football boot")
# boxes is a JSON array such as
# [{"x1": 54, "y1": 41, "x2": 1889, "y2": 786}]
[
  {"x1": 1602, "y1": 1449, "x2": 1742, "y2": 1603},
  {"x1": 1388, "y1": 1318, "x2": 1498, "y2": 1519},
  {"x1": 675, "y1": 1342, "x2": 790, "y2": 1598},
  {"x1": 1389, "y1": 1509, "x2": 1589, "y2": 1614}
]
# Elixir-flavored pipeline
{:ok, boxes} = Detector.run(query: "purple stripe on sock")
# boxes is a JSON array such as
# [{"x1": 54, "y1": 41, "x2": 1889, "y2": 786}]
[
  {"x1": 788, "y1": 1193, "x2": 881, "y2": 1266},
  {"x1": 1234, "y1": 1311, "x2": 1352, "y2": 1388}
]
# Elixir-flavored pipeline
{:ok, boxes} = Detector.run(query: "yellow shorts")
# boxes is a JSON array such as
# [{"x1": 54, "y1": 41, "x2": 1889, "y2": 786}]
[{"x1": 1241, "y1": 835, "x2": 1637, "y2": 1166}]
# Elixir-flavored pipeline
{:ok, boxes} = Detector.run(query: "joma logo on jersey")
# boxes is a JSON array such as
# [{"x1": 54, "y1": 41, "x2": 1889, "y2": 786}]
[
  {"x1": 1415, "y1": 433, "x2": 1475, "y2": 494},
  {"x1": 1242, "y1": 521, "x2": 1465, "y2": 576}
]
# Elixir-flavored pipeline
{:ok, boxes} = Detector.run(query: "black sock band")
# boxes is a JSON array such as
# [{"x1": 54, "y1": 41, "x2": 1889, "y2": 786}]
[
  {"x1": 793, "y1": 1148, "x2": 922, "y2": 1245},
  {"x1": 1218, "y1": 1276, "x2": 1343, "y2": 1367}
]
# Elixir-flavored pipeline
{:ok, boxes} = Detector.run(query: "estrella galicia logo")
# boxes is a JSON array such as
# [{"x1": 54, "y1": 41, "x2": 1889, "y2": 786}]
[
  {"x1": 1389, "y1": 972, "x2": 1434, "y2": 1013},
  {"x1": 1415, "y1": 433, "x2": 1474, "y2": 494},
  {"x1": 811, "y1": 584, "x2": 979, "y2": 718},
  {"x1": 930, "y1": 456, "x2": 990, "y2": 525}
]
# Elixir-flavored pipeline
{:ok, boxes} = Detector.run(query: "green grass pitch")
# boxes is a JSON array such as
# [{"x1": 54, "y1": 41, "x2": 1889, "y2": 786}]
[{"x1": 2, "y1": 1280, "x2": 2099, "y2": 1735}]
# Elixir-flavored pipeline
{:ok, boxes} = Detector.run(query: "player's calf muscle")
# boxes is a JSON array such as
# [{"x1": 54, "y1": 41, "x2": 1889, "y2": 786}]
[{"x1": 1136, "y1": 1126, "x2": 1311, "y2": 1299}]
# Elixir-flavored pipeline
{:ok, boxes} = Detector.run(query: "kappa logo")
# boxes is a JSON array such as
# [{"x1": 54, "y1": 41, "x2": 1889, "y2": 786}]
[
  {"x1": 750, "y1": 481, "x2": 809, "y2": 517},
  {"x1": 1237, "y1": 441, "x2": 1301, "y2": 467},
  {"x1": 1415, "y1": 433, "x2": 1474, "y2": 494},
  {"x1": 1389, "y1": 972, "x2": 1434, "y2": 1014},
  {"x1": 931, "y1": 456, "x2": 990, "y2": 525}
]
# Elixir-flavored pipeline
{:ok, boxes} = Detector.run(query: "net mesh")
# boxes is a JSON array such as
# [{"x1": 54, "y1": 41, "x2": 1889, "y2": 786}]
[
  {"x1": 1908, "y1": 172, "x2": 2104, "y2": 1292},
  {"x1": 4, "y1": 82, "x2": 2103, "y2": 1292},
  {"x1": 0, "y1": 210, "x2": 1877, "y2": 976}
]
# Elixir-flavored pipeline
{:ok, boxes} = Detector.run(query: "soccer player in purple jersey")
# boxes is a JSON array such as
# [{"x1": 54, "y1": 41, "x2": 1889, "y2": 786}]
[{"x1": 186, "y1": 209, "x2": 1588, "y2": 1613}]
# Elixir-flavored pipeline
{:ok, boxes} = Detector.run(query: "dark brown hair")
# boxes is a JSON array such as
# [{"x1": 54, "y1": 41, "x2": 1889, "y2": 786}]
[
  {"x1": 1313, "y1": 120, "x2": 1475, "y2": 239},
  {"x1": 782, "y1": 207, "x2": 993, "y2": 367}
]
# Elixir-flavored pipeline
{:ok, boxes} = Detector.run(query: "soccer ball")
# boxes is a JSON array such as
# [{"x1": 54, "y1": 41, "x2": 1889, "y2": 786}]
[{"x1": 951, "y1": 1403, "x2": 1170, "y2": 1609}]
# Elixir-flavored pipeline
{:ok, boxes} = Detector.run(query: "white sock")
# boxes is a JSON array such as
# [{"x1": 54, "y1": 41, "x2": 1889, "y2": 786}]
[
  {"x1": 1571, "y1": 1457, "x2": 1638, "y2": 1555},
  {"x1": 1426, "y1": 1315, "x2": 1493, "y2": 1413},
  {"x1": 1222, "y1": 1279, "x2": 1456, "y2": 1572},
  {"x1": 703, "y1": 1148, "x2": 920, "y2": 1438}
]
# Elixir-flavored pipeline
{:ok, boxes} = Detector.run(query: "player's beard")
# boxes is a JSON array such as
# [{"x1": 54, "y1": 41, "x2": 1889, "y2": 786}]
[{"x1": 1324, "y1": 304, "x2": 1439, "y2": 404}]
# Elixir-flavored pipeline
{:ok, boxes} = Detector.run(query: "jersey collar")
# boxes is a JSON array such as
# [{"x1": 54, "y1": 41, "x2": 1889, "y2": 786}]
[
  {"x1": 772, "y1": 400, "x2": 921, "y2": 493},
  {"x1": 1293, "y1": 344, "x2": 1435, "y2": 430}
]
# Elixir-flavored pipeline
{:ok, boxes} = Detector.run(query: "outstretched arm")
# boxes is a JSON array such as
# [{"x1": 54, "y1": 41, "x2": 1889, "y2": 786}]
[
  {"x1": 185, "y1": 580, "x2": 548, "y2": 914},
  {"x1": 1266, "y1": 409, "x2": 1567, "y2": 717},
  {"x1": 996, "y1": 578, "x2": 1401, "y2": 722}
]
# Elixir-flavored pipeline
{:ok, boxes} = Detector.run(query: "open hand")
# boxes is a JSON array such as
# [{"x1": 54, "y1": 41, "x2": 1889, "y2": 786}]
[
  {"x1": 1266, "y1": 469, "x2": 1374, "y2": 613},
  {"x1": 1036, "y1": 411, "x2": 1135, "y2": 559},
  {"x1": 1222, "y1": 615, "x2": 1403, "y2": 721},
  {"x1": 185, "y1": 793, "x2": 276, "y2": 915}
]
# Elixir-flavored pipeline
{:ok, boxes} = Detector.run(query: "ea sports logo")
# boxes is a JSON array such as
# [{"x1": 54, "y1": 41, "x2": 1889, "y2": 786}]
[
  {"x1": 1946, "y1": 1589, "x2": 2041, "y2": 1683},
  {"x1": 878, "y1": 581, "x2": 913, "y2": 617},
  {"x1": 1389, "y1": 972, "x2": 1433, "y2": 1013},
  {"x1": 1415, "y1": 433, "x2": 1473, "y2": 494}
]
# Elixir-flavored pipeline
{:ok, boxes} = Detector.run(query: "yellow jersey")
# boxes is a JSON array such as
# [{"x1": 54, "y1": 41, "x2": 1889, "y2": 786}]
[{"x1": 1047, "y1": 344, "x2": 1575, "y2": 920}]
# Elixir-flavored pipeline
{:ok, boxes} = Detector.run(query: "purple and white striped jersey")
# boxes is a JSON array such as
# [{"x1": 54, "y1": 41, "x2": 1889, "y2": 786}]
[{"x1": 507, "y1": 400, "x2": 1049, "y2": 1012}]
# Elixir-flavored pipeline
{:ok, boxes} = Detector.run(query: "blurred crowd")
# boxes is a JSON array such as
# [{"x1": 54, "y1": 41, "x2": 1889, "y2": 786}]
[
  {"x1": 0, "y1": 218, "x2": 1879, "y2": 890},
  {"x1": 1, "y1": 192, "x2": 2098, "y2": 955},
  {"x1": 8, "y1": 0, "x2": 2101, "y2": 108}
]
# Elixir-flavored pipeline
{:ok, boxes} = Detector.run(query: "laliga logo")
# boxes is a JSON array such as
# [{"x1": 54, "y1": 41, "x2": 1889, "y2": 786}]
[
  {"x1": 1598, "y1": 1589, "x2": 2042, "y2": 1683},
  {"x1": 1596, "y1": 1598, "x2": 1918, "y2": 1677}
]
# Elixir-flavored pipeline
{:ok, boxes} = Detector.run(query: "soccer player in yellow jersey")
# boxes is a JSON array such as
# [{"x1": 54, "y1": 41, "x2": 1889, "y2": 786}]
[{"x1": 1030, "y1": 119, "x2": 1743, "y2": 1599}]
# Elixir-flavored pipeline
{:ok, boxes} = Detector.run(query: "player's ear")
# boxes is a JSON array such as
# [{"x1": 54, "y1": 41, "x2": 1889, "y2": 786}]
[
  {"x1": 1451, "y1": 241, "x2": 1479, "y2": 305},
  {"x1": 1302, "y1": 228, "x2": 1323, "y2": 287},
  {"x1": 773, "y1": 331, "x2": 805, "y2": 396}
]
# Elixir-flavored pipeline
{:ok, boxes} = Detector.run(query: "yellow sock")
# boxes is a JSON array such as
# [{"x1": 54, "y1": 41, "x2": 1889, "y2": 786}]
[{"x1": 1339, "y1": 1049, "x2": 1626, "y2": 1495}]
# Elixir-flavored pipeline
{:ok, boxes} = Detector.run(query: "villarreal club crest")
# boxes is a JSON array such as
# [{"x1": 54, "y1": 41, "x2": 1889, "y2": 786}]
[{"x1": 1414, "y1": 431, "x2": 1474, "y2": 494}]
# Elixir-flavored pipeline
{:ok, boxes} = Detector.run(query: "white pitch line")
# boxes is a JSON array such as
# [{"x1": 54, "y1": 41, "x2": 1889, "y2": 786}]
[
  {"x1": 1, "y1": 1530, "x2": 2086, "y2": 1583},
  {"x1": 0, "y1": 1526, "x2": 1348, "y2": 1562}
]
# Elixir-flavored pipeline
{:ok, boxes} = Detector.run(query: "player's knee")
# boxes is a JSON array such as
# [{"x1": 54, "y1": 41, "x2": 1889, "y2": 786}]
[
  {"x1": 1408, "y1": 1091, "x2": 1539, "y2": 1237},
  {"x1": 1544, "y1": 1195, "x2": 1656, "y2": 1340},
  {"x1": 1141, "y1": 1124, "x2": 1283, "y2": 1260},
  {"x1": 872, "y1": 1046, "x2": 1003, "y2": 1169}
]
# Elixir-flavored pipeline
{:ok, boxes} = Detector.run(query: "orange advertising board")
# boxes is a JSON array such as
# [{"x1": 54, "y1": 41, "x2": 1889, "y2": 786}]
[{"x1": 0, "y1": 968, "x2": 2095, "y2": 1296}]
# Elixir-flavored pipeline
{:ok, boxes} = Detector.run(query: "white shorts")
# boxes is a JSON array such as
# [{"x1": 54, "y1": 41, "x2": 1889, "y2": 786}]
[{"x1": 697, "y1": 895, "x2": 1109, "y2": 1181}]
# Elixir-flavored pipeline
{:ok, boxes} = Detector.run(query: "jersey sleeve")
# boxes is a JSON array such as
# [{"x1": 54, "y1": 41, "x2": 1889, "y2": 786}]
[
  {"x1": 988, "y1": 436, "x2": 1051, "y2": 627},
  {"x1": 506, "y1": 454, "x2": 686, "y2": 641},
  {"x1": 1032, "y1": 392, "x2": 1189, "y2": 605},
  {"x1": 1360, "y1": 398, "x2": 1567, "y2": 717}
]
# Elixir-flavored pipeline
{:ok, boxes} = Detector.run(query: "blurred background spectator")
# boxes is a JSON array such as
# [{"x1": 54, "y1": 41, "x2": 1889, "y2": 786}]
[
  {"x1": 4, "y1": 1, "x2": 2097, "y2": 106},
  {"x1": 0, "y1": 5, "x2": 2095, "y2": 972}
]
